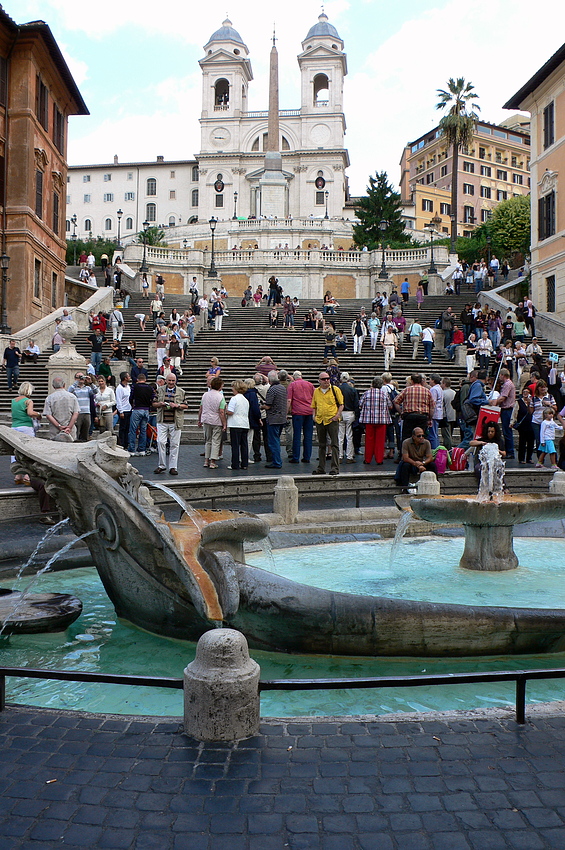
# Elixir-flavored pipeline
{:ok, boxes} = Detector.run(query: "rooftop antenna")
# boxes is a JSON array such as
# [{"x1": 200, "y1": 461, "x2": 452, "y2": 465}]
[{"x1": 272, "y1": 23, "x2": 276, "y2": 46}]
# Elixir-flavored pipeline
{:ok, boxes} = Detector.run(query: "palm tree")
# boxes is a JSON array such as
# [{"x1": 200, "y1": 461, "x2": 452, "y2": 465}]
[{"x1": 436, "y1": 78, "x2": 480, "y2": 253}]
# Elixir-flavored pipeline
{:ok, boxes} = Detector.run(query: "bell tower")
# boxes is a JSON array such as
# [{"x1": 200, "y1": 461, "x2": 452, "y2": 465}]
[{"x1": 298, "y1": 12, "x2": 347, "y2": 119}]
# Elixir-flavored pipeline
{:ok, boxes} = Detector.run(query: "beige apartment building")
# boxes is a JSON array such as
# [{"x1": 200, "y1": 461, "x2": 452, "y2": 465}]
[
  {"x1": 399, "y1": 120, "x2": 531, "y2": 238},
  {"x1": 505, "y1": 42, "x2": 565, "y2": 317}
]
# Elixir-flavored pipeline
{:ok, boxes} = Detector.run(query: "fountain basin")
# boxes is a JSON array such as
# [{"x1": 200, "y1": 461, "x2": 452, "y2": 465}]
[{"x1": 409, "y1": 494, "x2": 565, "y2": 571}]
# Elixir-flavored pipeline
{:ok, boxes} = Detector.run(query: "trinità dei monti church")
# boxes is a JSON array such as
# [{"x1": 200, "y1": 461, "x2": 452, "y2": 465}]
[{"x1": 106, "y1": 15, "x2": 441, "y2": 298}]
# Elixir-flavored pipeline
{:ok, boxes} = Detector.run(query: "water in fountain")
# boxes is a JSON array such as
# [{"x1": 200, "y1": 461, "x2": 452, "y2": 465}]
[
  {"x1": 255, "y1": 536, "x2": 277, "y2": 572},
  {"x1": 13, "y1": 518, "x2": 70, "y2": 582},
  {"x1": 144, "y1": 480, "x2": 205, "y2": 531},
  {"x1": 0, "y1": 530, "x2": 96, "y2": 638},
  {"x1": 389, "y1": 509, "x2": 414, "y2": 566},
  {"x1": 477, "y1": 442, "x2": 506, "y2": 503}
]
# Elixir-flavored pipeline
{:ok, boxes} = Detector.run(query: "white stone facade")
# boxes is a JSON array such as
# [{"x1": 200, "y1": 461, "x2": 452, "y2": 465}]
[
  {"x1": 66, "y1": 158, "x2": 199, "y2": 242},
  {"x1": 197, "y1": 14, "x2": 350, "y2": 222}
]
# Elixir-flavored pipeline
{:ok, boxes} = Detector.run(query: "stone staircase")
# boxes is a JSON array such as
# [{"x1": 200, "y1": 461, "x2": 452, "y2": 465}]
[{"x1": 2, "y1": 287, "x2": 563, "y2": 442}]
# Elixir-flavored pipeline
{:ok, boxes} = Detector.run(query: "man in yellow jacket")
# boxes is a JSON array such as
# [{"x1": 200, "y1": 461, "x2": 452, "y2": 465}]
[{"x1": 311, "y1": 372, "x2": 344, "y2": 476}]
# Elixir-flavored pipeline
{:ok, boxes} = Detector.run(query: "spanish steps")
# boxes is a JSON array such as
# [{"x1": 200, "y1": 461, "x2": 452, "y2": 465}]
[{"x1": 2, "y1": 282, "x2": 563, "y2": 442}]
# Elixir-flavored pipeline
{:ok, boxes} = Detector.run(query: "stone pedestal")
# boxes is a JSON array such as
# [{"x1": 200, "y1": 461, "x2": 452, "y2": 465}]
[
  {"x1": 273, "y1": 476, "x2": 299, "y2": 524},
  {"x1": 460, "y1": 524, "x2": 518, "y2": 571},
  {"x1": 454, "y1": 345, "x2": 467, "y2": 367},
  {"x1": 47, "y1": 321, "x2": 87, "y2": 390},
  {"x1": 184, "y1": 629, "x2": 260, "y2": 742},
  {"x1": 416, "y1": 471, "x2": 440, "y2": 496},
  {"x1": 109, "y1": 360, "x2": 129, "y2": 385},
  {"x1": 426, "y1": 273, "x2": 444, "y2": 296},
  {"x1": 549, "y1": 471, "x2": 565, "y2": 495},
  {"x1": 434, "y1": 328, "x2": 445, "y2": 351}
]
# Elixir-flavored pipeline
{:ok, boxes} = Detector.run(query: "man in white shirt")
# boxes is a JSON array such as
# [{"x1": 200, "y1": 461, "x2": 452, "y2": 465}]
[
  {"x1": 115, "y1": 372, "x2": 132, "y2": 449},
  {"x1": 197, "y1": 295, "x2": 209, "y2": 331}
]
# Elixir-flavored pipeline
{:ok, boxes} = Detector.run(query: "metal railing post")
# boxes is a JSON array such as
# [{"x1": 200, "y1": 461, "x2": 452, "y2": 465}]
[{"x1": 516, "y1": 676, "x2": 527, "y2": 724}]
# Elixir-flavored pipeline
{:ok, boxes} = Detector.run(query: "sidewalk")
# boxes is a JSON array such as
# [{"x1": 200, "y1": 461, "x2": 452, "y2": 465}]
[{"x1": 1, "y1": 704, "x2": 565, "y2": 849}]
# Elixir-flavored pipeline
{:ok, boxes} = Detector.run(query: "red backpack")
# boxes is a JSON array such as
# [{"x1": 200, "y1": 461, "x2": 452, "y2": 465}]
[{"x1": 449, "y1": 446, "x2": 468, "y2": 471}]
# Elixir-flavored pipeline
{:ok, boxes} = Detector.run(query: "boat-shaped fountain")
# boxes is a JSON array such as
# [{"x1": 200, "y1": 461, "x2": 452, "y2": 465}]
[{"x1": 3, "y1": 427, "x2": 565, "y2": 657}]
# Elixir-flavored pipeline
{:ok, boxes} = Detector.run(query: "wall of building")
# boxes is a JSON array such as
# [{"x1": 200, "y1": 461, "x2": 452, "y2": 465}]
[
  {"x1": 0, "y1": 14, "x2": 87, "y2": 333},
  {"x1": 67, "y1": 159, "x2": 199, "y2": 242},
  {"x1": 401, "y1": 122, "x2": 531, "y2": 237}
]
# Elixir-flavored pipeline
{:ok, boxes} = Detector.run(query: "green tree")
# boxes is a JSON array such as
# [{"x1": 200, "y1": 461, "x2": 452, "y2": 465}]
[
  {"x1": 436, "y1": 78, "x2": 480, "y2": 252},
  {"x1": 454, "y1": 196, "x2": 531, "y2": 266},
  {"x1": 353, "y1": 172, "x2": 411, "y2": 249},
  {"x1": 488, "y1": 194, "x2": 530, "y2": 259},
  {"x1": 137, "y1": 225, "x2": 166, "y2": 246}
]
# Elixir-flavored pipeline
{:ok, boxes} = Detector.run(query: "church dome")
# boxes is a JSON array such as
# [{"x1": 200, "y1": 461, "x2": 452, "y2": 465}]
[
  {"x1": 208, "y1": 18, "x2": 245, "y2": 46},
  {"x1": 305, "y1": 12, "x2": 341, "y2": 40}
]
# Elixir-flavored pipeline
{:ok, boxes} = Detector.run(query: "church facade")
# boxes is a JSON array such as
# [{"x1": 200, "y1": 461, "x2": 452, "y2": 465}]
[{"x1": 197, "y1": 14, "x2": 350, "y2": 223}]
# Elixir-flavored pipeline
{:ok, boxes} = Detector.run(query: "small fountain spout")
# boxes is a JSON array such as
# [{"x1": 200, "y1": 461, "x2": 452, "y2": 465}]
[{"x1": 477, "y1": 442, "x2": 506, "y2": 504}]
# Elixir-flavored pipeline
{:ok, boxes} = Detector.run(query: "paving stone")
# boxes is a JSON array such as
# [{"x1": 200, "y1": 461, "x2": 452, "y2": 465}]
[
  {"x1": 358, "y1": 835, "x2": 395, "y2": 850},
  {"x1": 247, "y1": 813, "x2": 284, "y2": 834}
]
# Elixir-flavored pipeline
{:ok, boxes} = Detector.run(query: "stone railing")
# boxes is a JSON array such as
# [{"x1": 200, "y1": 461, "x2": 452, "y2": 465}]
[
  {"x1": 0, "y1": 286, "x2": 114, "y2": 354},
  {"x1": 140, "y1": 245, "x2": 449, "y2": 270}
]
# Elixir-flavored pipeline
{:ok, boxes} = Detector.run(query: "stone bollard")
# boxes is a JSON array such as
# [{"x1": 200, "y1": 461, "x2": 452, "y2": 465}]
[
  {"x1": 416, "y1": 471, "x2": 441, "y2": 495},
  {"x1": 184, "y1": 628, "x2": 260, "y2": 742},
  {"x1": 273, "y1": 475, "x2": 299, "y2": 524},
  {"x1": 549, "y1": 470, "x2": 565, "y2": 495}
]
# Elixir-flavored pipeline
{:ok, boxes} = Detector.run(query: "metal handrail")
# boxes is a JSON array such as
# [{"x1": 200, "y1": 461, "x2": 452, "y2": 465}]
[{"x1": 2, "y1": 665, "x2": 565, "y2": 724}]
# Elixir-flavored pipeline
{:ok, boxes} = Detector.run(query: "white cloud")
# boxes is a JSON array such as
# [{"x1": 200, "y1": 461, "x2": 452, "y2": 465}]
[{"x1": 344, "y1": 0, "x2": 565, "y2": 193}]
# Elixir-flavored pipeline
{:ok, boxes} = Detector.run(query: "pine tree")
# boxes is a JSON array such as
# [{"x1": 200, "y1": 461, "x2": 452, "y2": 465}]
[{"x1": 353, "y1": 172, "x2": 409, "y2": 249}]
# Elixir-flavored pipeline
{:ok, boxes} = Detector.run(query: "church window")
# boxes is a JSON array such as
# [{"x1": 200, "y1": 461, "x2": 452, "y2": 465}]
[
  {"x1": 215, "y1": 194, "x2": 224, "y2": 208},
  {"x1": 282, "y1": 136, "x2": 290, "y2": 150},
  {"x1": 251, "y1": 137, "x2": 259, "y2": 151},
  {"x1": 215, "y1": 79, "x2": 229, "y2": 108},
  {"x1": 313, "y1": 73, "x2": 329, "y2": 106},
  {"x1": 315, "y1": 191, "x2": 325, "y2": 205}
]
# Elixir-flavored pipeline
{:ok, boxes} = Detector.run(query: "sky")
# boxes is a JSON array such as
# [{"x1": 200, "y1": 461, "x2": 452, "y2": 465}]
[{"x1": 10, "y1": 0, "x2": 565, "y2": 196}]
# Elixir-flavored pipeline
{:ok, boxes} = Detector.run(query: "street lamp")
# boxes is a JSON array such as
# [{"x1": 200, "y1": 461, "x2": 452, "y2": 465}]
[
  {"x1": 208, "y1": 216, "x2": 218, "y2": 278},
  {"x1": 324, "y1": 190, "x2": 329, "y2": 220},
  {"x1": 116, "y1": 208, "x2": 123, "y2": 250},
  {"x1": 232, "y1": 191, "x2": 238, "y2": 221},
  {"x1": 378, "y1": 219, "x2": 388, "y2": 280},
  {"x1": 70, "y1": 214, "x2": 78, "y2": 266},
  {"x1": 0, "y1": 252, "x2": 10, "y2": 334},
  {"x1": 425, "y1": 214, "x2": 442, "y2": 274},
  {"x1": 140, "y1": 220, "x2": 149, "y2": 274}
]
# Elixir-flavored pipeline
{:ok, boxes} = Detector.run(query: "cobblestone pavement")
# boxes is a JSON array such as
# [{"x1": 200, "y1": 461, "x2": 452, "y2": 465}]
[{"x1": 2, "y1": 706, "x2": 565, "y2": 849}]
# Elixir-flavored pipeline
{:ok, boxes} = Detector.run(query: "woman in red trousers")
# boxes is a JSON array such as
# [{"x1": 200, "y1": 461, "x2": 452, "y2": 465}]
[{"x1": 359, "y1": 376, "x2": 393, "y2": 465}]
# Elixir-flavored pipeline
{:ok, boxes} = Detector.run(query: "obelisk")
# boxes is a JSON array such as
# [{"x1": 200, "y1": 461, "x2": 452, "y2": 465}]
[{"x1": 259, "y1": 29, "x2": 287, "y2": 217}]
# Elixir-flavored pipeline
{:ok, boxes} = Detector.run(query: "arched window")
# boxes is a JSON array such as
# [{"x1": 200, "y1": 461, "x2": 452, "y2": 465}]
[
  {"x1": 251, "y1": 137, "x2": 259, "y2": 151},
  {"x1": 105, "y1": 218, "x2": 112, "y2": 231},
  {"x1": 214, "y1": 78, "x2": 229, "y2": 107},
  {"x1": 84, "y1": 218, "x2": 92, "y2": 232},
  {"x1": 168, "y1": 216, "x2": 176, "y2": 227},
  {"x1": 282, "y1": 136, "x2": 290, "y2": 151},
  {"x1": 192, "y1": 165, "x2": 199, "y2": 181},
  {"x1": 146, "y1": 177, "x2": 156, "y2": 196},
  {"x1": 191, "y1": 189, "x2": 199, "y2": 207},
  {"x1": 65, "y1": 219, "x2": 70, "y2": 232},
  {"x1": 126, "y1": 217, "x2": 133, "y2": 230},
  {"x1": 313, "y1": 73, "x2": 329, "y2": 105},
  {"x1": 146, "y1": 203, "x2": 156, "y2": 222}
]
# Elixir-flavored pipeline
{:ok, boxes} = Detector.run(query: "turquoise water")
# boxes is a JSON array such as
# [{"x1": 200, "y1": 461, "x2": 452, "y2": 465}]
[
  {"x1": 2, "y1": 537, "x2": 565, "y2": 717},
  {"x1": 246, "y1": 537, "x2": 565, "y2": 610}
]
